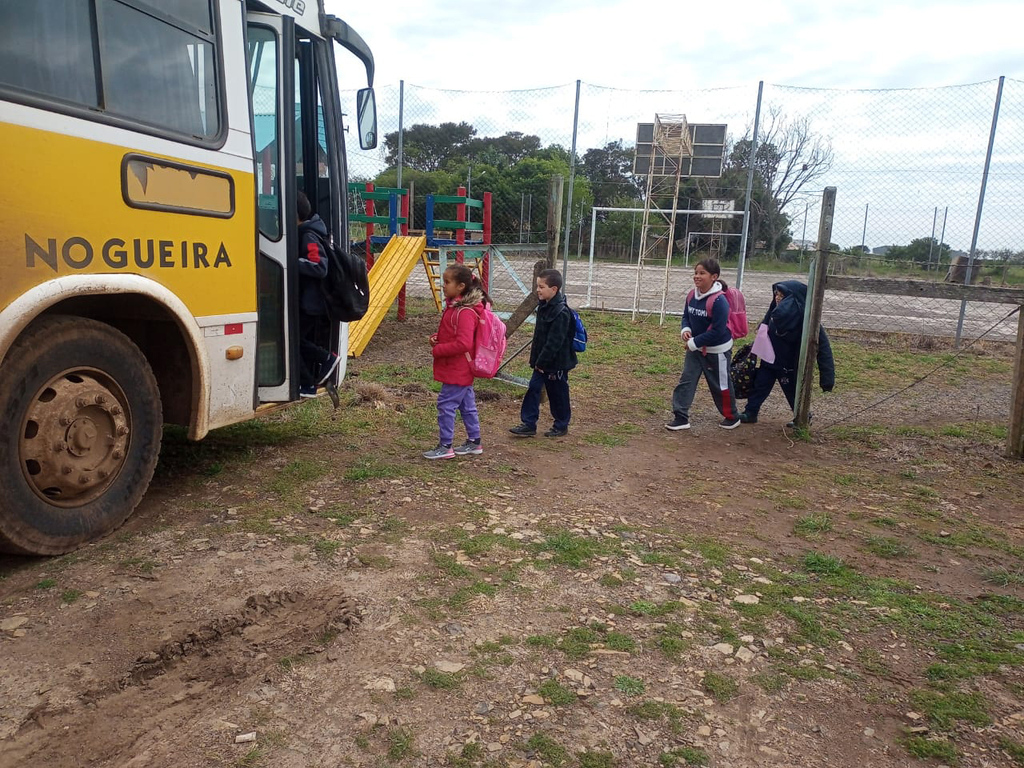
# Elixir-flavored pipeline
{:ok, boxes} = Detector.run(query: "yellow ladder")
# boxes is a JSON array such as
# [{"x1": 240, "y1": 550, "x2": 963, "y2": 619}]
[{"x1": 421, "y1": 248, "x2": 484, "y2": 313}]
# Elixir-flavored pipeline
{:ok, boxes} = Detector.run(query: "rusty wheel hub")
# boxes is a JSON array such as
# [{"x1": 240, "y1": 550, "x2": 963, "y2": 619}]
[{"x1": 20, "y1": 370, "x2": 131, "y2": 506}]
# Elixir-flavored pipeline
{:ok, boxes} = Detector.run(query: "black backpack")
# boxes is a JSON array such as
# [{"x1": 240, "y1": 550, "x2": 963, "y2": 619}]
[
  {"x1": 731, "y1": 343, "x2": 757, "y2": 400},
  {"x1": 318, "y1": 237, "x2": 369, "y2": 322}
]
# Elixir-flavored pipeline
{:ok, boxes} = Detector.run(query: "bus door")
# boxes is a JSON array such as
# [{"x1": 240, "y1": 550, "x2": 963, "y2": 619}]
[{"x1": 247, "y1": 13, "x2": 298, "y2": 402}]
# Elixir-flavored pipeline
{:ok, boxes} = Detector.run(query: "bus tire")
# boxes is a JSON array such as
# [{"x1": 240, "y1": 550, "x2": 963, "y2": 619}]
[{"x1": 0, "y1": 315, "x2": 163, "y2": 555}]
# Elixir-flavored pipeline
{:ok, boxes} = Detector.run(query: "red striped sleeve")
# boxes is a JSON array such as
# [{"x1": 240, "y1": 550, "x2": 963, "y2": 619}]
[{"x1": 305, "y1": 241, "x2": 321, "y2": 263}]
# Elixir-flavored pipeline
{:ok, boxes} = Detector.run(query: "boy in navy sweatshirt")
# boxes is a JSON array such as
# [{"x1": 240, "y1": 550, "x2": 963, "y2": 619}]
[{"x1": 665, "y1": 258, "x2": 740, "y2": 430}]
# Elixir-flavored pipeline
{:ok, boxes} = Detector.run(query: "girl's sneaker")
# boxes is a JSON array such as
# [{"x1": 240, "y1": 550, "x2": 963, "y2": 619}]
[
  {"x1": 453, "y1": 440, "x2": 483, "y2": 455},
  {"x1": 423, "y1": 444, "x2": 455, "y2": 460}
]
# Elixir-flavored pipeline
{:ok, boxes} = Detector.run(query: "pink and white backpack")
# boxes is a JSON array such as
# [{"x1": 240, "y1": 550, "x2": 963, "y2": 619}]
[{"x1": 455, "y1": 303, "x2": 507, "y2": 378}]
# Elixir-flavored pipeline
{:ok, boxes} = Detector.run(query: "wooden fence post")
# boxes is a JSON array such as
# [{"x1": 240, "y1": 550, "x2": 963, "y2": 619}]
[
  {"x1": 793, "y1": 187, "x2": 836, "y2": 429},
  {"x1": 1009, "y1": 304, "x2": 1024, "y2": 459},
  {"x1": 504, "y1": 176, "x2": 563, "y2": 338}
]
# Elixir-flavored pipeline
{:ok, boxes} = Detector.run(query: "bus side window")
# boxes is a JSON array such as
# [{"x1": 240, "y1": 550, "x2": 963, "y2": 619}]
[{"x1": 0, "y1": 2, "x2": 99, "y2": 106}]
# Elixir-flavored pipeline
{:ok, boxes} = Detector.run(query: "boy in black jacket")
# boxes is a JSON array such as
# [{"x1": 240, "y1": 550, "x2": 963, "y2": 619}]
[
  {"x1": 296, "y1": 191, "x2": 340, "y2": 397},
  {"x1": 509, "y1": 269, "x2": 578, "y2": 438},
  {"x1": 739, "y1": 280, "x2": 835, "y2": 426}
]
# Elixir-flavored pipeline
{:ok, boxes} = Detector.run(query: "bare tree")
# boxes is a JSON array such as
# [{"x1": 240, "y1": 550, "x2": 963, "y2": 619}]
[{"x1": 728, "y1": 105, "x2": 834, "y2": 256}]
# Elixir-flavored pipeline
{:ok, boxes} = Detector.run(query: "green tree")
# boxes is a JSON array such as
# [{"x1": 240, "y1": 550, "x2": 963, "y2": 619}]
[
  {"x1": 581, "y1": 140, "x2": 643, "y2": 208},
  {"x1": 382, "y1": 122, "x2": 477, "y2": 171},
  {"x1": 886, "y1": 237, "x2": 951, "y2": 269}
]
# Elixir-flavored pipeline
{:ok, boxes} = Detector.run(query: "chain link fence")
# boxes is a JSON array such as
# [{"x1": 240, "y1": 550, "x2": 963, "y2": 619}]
[{"x1": 346, "y1": 77, "x2": 1023, "y2": 336}]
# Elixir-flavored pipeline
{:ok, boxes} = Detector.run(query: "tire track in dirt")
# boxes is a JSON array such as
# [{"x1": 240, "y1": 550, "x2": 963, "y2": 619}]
[{"x1": 2, "y1": 590, "x2": 361, "y2": 768}]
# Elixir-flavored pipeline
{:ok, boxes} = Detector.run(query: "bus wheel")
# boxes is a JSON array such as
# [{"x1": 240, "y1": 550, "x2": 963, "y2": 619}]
[{"x1": 0, "y1": 316, "x2": 162, "y2": 555}]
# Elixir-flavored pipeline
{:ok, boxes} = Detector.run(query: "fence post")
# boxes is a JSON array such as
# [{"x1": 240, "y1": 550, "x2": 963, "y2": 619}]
[
  {"x1": 396, "y1": 80, "x2": 404, "y2": 188},
  {"x1": 1009, "y1": 305, "x2": 1024, "y2": 459},
  {"x1": 736, "y1": 80, "x2": 763, "y2": 291},
  {"x1": 793, "y1": 187, "x2": 836, "y2": 429},
  {"x1": 956, "y1": 75, "x2": 1005, "y2": 347},
  {"x1": 504, "y1": 175, "x2": 563, "y2": 337},
  {"x1": 562, "y1": 80, "x2": 581, "y2": 282}
]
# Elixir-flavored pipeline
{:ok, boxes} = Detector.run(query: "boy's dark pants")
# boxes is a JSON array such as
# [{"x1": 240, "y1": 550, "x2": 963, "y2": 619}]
[
  {"x1": 299, "y1": 312, "x2": 332, "y2": 387},
  {"x1": 743, "y1": 364, "x2": 796, "y2": 416},
  {"x1": 521, "y1": 369, "x2": 571, "y2": 431}
]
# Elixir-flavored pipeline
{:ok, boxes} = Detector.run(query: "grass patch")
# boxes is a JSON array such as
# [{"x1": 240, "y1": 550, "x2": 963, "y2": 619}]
[
  {"x1": 559, "y1": 627, "x2": 602, "y2": 658},
  {"x1": 984, "y1": 567, "x2": 1024, "y2": 587},
  {"x1": 864, "y1": 535, "x2": 913, "y2": 559},
  {"x1": 526, "y1": 634, "x2": 558, "y2": 649},
  {"x1": 35, "y1": 578, "x2": 57, "y2": 590},
  {"x1": 313, "y1": 538, "x2": 343, "y2": 561},
  {"x1": 802, "y1": 552, "x2": 851, "y2": 577},
  {"x1": 537, "y1": 679, "x2": 578, "y2": 706},
  {"x1": 998, "y1": 737, "x2": 1024, "y2": 766},
  {"x1": 523, "y1": 733, "x2": 570, "y2": 766},
  {"x1": 534, "y1": 530, "x2": 609, "y2": 568},
  {"x1": 904, "y1": 735, "x2": 958, "y2": 764},
  {"x1": 420, "y1": 668, "x2": 462, "y2": 690},
  {"x1": 269, "y1": 459, "x2": 328, "y2": 495},
  {"x1": 432, "y1": 552, "x2": 473, "y2": 579},
  {"x1": 604, "y1": 631, "x2": 637, "y2": 653},
  {"x1": 578, "y1": 752, "x2": 617, "y2": 768},
  {"x1": 702, "y1": 671, "x2": 739, "y2": 702},
  {"x1": 613, "y1": 675, "x2": 645, "y2": 696},
  {"x1": 386, "y1": 727, "x2": 415, "y2": 762},
  {"x1": 909, "y1": 688, "x2": 990, "y2": 730},
  {"x1": 795, "y1": 512, "x2": 833, "y2": 537},
  {"x1": 60, "y1": 589, "x2": 83, "y2": 604},
  {"x1": 659, "y1": 746, "x2": 710, "y2": 766},
  {"x1": 627, "y1": 700, "x2": 685, "y2": 733}
]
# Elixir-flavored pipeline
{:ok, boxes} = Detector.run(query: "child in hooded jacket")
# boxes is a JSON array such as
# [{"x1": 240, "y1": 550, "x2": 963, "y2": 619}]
[
  {"x1": 423, "y1": 264, "x2": 489, "y2": 460},
  {"x1": 739, "y1": 280, "x2": 835, "y2": 426},
  {"x1": 508, "y1": 268, "x2": 577, "y2": 438},
  {"x1": 665, "y1": 258, "x2": 741, "y2": 431},
  {"x1": 295, "y1": 190, "x2": 341, "y2": 397}
]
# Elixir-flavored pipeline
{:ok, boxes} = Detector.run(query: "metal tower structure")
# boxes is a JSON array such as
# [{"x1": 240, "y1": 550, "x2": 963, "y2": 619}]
[{"x1": 631, "y1": 114, "x2": 693, "y2": 321}]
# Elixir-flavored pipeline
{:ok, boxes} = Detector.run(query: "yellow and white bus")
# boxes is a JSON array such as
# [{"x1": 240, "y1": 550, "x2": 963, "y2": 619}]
[{"x1": 0, "y1": 0, "x2": 377, "y2": 554}]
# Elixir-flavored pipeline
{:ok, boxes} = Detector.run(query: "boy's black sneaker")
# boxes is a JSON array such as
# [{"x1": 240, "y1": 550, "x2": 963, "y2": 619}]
[
  {"x1": 738, "y1": 412, "x2": 757, "y2": 424},
  {"x1": 509, "y1": 424, "x2": 536, "y2": 437},
  {"x1": 720, "y1": 417, "x2": 741, "y2": 430},
  {"x1": 664, "y1": 416, "x2": 690, "y2": 431},
  {"x1": 544, "y1": 427, "x2": 568, "y2": 438}
]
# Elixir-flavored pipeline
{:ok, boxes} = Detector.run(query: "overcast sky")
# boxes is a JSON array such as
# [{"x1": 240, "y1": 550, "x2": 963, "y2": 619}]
[{"x1": 328, "y1": 0, "x2": 1023, "y2": 91}]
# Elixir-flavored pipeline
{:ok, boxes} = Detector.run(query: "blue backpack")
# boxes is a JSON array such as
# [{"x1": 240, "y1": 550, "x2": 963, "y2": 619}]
[{"x1": 570, "y1": 308, "x2": 587, "y2": 353}]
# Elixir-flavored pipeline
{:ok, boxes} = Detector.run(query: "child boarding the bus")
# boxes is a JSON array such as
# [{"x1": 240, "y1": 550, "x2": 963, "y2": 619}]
[{"x1": 423, "y1": 264, "x2": 489, "y2": 459}]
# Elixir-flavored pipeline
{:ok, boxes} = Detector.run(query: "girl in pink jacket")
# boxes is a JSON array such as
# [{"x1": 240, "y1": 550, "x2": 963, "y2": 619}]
[{"x1": 423, "y1": 265, "x2": 488, "y2": 459}]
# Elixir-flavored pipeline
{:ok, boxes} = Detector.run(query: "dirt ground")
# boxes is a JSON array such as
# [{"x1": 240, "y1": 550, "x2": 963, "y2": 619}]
[{"x1": 1, "y1": 309, "x2": 1022, "y2": 768}]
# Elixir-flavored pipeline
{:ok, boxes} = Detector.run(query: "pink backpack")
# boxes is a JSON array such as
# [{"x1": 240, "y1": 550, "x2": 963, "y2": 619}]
[
  {"x1": 686, "y1": 287, "x2": 749, "y2": 340},
  {"x1": 454, "y1": 304, "x2": 507, "y2": 378}
]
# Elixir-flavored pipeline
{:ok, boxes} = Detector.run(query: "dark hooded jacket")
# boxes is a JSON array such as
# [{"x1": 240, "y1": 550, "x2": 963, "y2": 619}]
[
  {"x1": 761, "y1": 280, "x2": 835, "y2": 391},
  {"x1": 297, "y1": 214, "x2": 330, "y2": 316},
  {"x1": 530, "y1": 290, "x2": 578, "y2": 372}
]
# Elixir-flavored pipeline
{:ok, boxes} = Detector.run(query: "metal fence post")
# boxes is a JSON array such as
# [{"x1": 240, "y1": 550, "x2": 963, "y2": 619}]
[
  {"x1": 562, "y1": 80, "x2": 581, "y2": 283},
  {"x1": 793, "y1": 187, "x2": 836, "y2": 429},
  {"x1": 396, "y1": 80, "x2": 404, "y2": 188},
  {"x1": 955, "y1": 75, "x2": 1005, "y2": 347},
  {"x1": 736, "y1": 81, "x2": 763, "y2": 291}
]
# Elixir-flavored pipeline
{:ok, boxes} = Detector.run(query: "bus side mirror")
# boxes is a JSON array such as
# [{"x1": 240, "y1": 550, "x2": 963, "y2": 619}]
[{"x1": 356, "y1": 88, "x2": 377, "y2": 150}]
